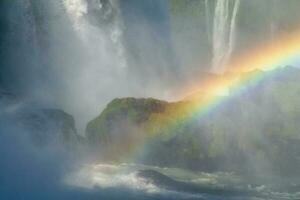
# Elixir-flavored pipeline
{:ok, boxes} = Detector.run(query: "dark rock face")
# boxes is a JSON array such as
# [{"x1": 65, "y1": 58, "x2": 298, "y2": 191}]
[
  {"x1": 0, "y1": 89, "x2": 81, "y2": 149},
  {"x1": 86, "y1": 97, "x2": 168, "y2": 144},
  {"x1": 16, "y1": 108, "x2": 80, "y2": 147},
  {"x1": 86, "y1": 67, "x2": 300, "y2": 176},
  {"x1": 85, "y1": 97, "x2": 168, "y2": 160}
]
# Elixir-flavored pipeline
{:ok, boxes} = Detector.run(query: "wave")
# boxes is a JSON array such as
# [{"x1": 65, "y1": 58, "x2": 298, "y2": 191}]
[
  {"x1": 64, "y1": 162, "x2": 300, "y2": 200},
  {"x1": 64, "y1": 163, "x2": 162, "y2": 193}
]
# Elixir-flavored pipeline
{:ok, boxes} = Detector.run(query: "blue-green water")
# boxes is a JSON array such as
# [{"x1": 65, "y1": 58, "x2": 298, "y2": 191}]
[{"x1": 1, "y1": 137, "x2": 299, "y2": 200}]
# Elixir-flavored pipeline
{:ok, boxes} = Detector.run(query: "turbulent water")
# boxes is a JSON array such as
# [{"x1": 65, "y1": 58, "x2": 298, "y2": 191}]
[
  {"x1": 64, "y1": 163, "x2": 300, "y2": 200},
  {"x1": 2, "y1": 1, "x2": 300, "y2": 199},
  {"x1": 211, "y1": 0, "x2": 240, "y2": 73}
]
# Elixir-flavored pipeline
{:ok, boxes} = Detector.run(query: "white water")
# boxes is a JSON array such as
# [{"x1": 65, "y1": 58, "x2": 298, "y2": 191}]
[
  {"x1": 62, "y1": 0, "x2": 126, "y2": 70},
  {"x1": 57, "y1": 0, "x2": 128, "y2": 133},
  {"x1": 211, "y1": 0, "x2": 240, "y2": 73},
  {"x1": 227, "y1": 0, "x2": 240, "y2": 66},
  {"x1": 205, "y1": 0, "x2": 211, "y2": 43},
  {"x1": 65, "y1": 163, "x2": 162, "y2": 193},
  {"x1": 65, "y1": 162, "x2": 300, "y2": 199},
  {"x1": 62, "y1": 0, "x2": 88, "y2": 33},
  {"x1": 64, "y1": 163, "x2": 235, "y2": 198}
]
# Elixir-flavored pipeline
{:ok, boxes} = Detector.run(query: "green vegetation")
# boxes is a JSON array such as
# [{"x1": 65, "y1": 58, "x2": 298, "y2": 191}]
[{"x1": 86, "y1": 98, "x2": 168, "y2": 149}]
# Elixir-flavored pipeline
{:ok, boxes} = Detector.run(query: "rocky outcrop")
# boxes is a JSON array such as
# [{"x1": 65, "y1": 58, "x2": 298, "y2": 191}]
[
  {"x1": 0, "y1": 89, "x2": 82, "y2": 149},
  {"x1": 86, "y1": 66, "x2": 300, "y2": 175},
  {"x1": 86, "y1": 97, "x2": 168, "y2": 144},
  {"x1": 16, "y1": 108, "x2": 81, "y2": 147}
]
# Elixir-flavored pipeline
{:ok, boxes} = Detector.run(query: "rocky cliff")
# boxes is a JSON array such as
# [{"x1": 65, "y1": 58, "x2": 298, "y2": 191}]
[
  {"x1": 0, "y1": 89, "x2": 82, "y2": 150},
  {"x1": 86, "y1": 66, "x2": 300, "y2": 176}
]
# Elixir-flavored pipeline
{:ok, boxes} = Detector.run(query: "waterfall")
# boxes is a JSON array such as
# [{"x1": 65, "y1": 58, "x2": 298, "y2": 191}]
[
  {"x1": 2, "y1": 0, "x2": 172, "y2": 133},
  {"x1": 227, "y1": 0, "x2": 240, "y2": 64},
  {"x1": 211, "y1": 0, "x2": 240, "y2": 73},
  {"x1": 62, "y1": 0, "x2": 127, "y2": 68},
  {"x1": 205, "y1": 0, "x2": 211, "y2": 42},
  {"x1": 5, "y1": 0, "x2": 130, "y2": 132},
  {"x1": 58, "y1": 0, "x2": 128, "y2": 132},
  {"x1": 62, "y1": 0, "x2": 88, "y2": 33}
]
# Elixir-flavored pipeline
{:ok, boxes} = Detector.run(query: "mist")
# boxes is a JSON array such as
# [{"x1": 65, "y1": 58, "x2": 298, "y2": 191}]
[
  {"x1": 1, "y1": 0, "x2": 300, "y2": 132},
  {"x1": 1, "y1": 0, "x2": 300, "y2": 199}
]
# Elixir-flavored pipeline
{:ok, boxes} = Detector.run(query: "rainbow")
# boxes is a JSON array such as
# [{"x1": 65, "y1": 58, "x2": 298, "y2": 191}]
[{"x1": 112, "y1": 30, "x2": 300, "y2": 162}]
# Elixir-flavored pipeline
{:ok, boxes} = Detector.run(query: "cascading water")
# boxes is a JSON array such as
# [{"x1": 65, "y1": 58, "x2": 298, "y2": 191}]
[
  {"x1": 3, "y1": 1, "x2": 300, "y2": 199},
  {"x1": 62, "y1": 0, "x2": 127, "y2": 70},
  {"x1": 1, "y1": 0, "x2": 174, "y2": 133},
  {"x1": 211, "y1": 0, "x2": 240, "y2": 73},
  {"x1": 62, "y1": 0, "x2": 88, "y2": 33},
  {"x1": 0, "y1": 0, "x2": 130, "y2": 132},
  {"x1": 50, "y1": 0, "x2": 129, "y2": 132},
  {"x1": 205, "y1": 0, "x2": 211, "y2": 43}
]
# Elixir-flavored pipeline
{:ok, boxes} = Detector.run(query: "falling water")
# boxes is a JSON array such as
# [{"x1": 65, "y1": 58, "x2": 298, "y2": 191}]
[
  {"x1": 205, "y1": 0, "x2": 211, "y2": 43},
  {"x1": 62, "y1": 0, "x2": 87, "y2": 33},
  {"x1": 58, "y1": 0, "x2": 128, "y2": 132},
  {"x1": 211, "y1": 0, "x2": 240, "y2": 73},
  {"x1": 62, "y1": 0, "x2": 126, "y2": 69},
  {"x1": 227, "y1": 0, "x2": 240, "y2": 63}
]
